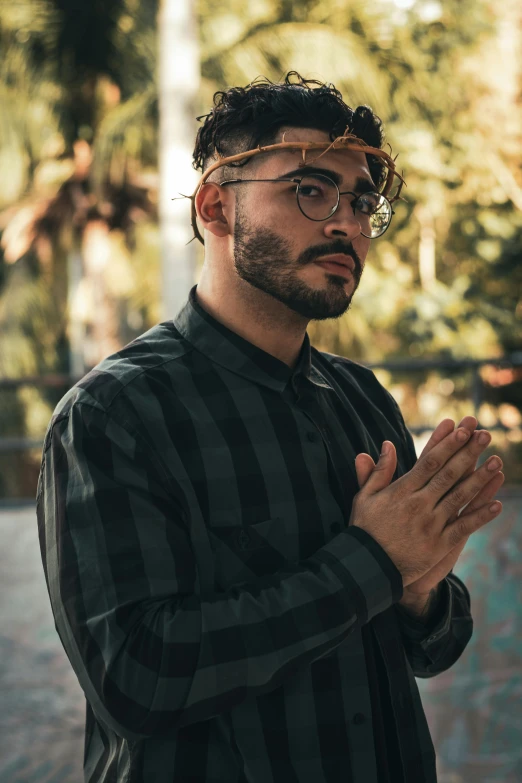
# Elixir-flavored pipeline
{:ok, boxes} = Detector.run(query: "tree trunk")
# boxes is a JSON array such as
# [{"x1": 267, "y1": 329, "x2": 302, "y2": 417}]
[
  {"x1": 158, "y1": 0, "x2": 201, "y2": 322},
  {"x1": 415, "y1": 204, "x2": 436, "y2": 292},
  {"x1": 66, "y1": 236, "x2": 86, "y2": 381}
]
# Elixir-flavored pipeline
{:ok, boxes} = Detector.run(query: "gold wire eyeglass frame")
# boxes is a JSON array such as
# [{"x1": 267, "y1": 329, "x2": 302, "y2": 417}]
[{"x1": 173, "y1": 126, "x2": 407, "y2": 246}]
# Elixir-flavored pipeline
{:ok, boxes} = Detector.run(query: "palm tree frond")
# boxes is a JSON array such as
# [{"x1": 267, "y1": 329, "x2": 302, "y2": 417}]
[
  {"x1": 206, "y1": 23, "x2": 393, "y2": 116},
  {"x1": 91, "y1": 85, "x2": 157, "y2": 192}
]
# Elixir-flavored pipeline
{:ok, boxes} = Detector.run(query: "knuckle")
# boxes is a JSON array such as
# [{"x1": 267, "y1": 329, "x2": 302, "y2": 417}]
[
  {"x1": 476, "y1": 469, "x2": 492, "y2": 491},
  {"x1": 423, "y1": 454, "x2": 440, "y2": 472},
  {"x1": 448, "y1": 518, "x2": 466, "y2": 547},
  {"x1": 448, "y1": 484, "x2": 468, "y2": 510},
  {"x1": 441, "y1": 464, "x2": 459, "y2": 485},
  {"x1": 483, "y1": 501, "x2": 496, "y2": 518},
  {"x1": 429, "y1": 470, "x2": 449, "y2": 494}
]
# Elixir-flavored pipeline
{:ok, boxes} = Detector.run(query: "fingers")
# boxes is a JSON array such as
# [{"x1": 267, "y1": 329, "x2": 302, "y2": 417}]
[
  {"x1": 359, "y1": 441, "x2": 397, "y2": 495},
  {"x1": 437, "y1": 455, "x2": 503, "y2": 517},
  {"x1": 417, "y1": 418, "x2": 479, "y2": 517},
  {"x1": 453, "y1": 470, "x2": 505, "y2": 518},
  {"x1": 418, "y1": 416, "x2": 477, "y2": 461},
  {"x1": 449, "y1": 416, "x2": 479, "y2": 490},
  {"x1": 409, "y1": 423, "x2": 494, "y2": 496},
  {"x1": 456, "y1": 415, "x2": 478, "y2": 431},
  {"x1": 444, "y1": 489, "x2": 504, "y2": 549},
  {"x1": 432, "y1": 432, "x2": 501, "y2": 515},
  {"x1": 418, "y1": 419, "x2": 455, "y2": 460}
]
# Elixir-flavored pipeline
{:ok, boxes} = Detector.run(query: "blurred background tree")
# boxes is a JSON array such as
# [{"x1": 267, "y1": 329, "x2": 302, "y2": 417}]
[{"x1": 0, "y1": 0, "x2": 521, "y2": 499}]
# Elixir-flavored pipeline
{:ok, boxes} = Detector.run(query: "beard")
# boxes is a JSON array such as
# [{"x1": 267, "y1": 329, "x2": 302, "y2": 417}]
[{"x1": 231, "y1": 196, "x2": 362, "y2": 322}]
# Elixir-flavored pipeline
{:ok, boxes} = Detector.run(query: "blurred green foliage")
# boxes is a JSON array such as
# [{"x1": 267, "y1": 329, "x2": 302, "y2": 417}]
[{"x1": 0, "y1": 0, "x2": 521, "y2": 498}]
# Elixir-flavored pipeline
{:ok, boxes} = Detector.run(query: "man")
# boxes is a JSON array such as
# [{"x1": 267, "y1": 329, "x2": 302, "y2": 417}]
[{"x1": 37, "y1": 72, "x2": 504, "y2": 783}]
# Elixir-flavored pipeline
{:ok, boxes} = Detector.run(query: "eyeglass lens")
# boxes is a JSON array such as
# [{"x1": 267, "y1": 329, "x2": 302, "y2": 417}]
[{"x1": 296, "y1": 175, "x2": 392, "y2": 238}]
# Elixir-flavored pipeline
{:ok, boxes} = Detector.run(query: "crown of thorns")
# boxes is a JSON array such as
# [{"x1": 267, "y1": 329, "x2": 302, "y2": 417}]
[{"x1": 173, "y1": 125, "x2": 407, "y2": 246}]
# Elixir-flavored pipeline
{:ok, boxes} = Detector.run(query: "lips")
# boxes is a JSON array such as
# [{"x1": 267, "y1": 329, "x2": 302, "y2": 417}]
[
  {"x1": 315, "y1": 261, "x2": 353, "y2": 279},
  {"x1": 315, "y1": 254, "x2": 355, "y2": 273}
]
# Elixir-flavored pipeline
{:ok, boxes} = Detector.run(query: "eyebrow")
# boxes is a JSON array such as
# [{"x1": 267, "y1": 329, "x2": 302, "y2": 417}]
[{"x1": 277, "y1": 165, "x2": 377, "y2": 193}]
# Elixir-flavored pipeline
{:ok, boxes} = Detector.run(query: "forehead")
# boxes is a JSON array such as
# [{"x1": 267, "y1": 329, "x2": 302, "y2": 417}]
[{"x1": 255, "y1": 126, "x2": 372, "y2": 183}]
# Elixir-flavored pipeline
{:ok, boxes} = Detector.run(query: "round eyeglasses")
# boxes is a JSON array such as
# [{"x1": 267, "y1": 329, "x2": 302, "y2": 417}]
[{"x1": 219, "y1": 173, "x2": 395, "y2": 238}]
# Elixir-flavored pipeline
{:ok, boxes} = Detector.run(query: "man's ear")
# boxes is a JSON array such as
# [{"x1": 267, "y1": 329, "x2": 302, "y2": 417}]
[{"x1": 195, "y1": 182, "x2": 231, "y2": 239}]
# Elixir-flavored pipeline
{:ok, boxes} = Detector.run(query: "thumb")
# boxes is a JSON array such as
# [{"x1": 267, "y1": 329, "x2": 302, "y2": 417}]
[{"x1": 356, "y1": 441, "x2": 396, "y2": 494}]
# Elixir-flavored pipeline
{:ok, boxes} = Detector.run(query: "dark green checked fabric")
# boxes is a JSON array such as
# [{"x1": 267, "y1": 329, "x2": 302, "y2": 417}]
[{"x1": 36, "y1": 283, "x2": 473, "y2": 783}]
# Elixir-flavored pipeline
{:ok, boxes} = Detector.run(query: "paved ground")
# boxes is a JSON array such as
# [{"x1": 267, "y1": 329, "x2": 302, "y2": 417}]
[
  {"x1": 1, "y1": 491, "x2": 521, "y2": 783},
  {"x1": 0, "y1": 505, "x2": 84, "y2": 783}
]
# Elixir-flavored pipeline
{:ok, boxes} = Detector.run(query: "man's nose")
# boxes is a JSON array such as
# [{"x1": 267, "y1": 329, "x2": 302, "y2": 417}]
[{"x1": 322, "y1": 203, "x2": 362, "y2": 241}]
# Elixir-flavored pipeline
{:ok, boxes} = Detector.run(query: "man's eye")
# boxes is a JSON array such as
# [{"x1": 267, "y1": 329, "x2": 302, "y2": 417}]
[
  {"x1": 356, "y1": 193, "x2": 380, "y2": 213},
  {"x1": 299, "y1": 186, "x2": 322, "y2": 197}
]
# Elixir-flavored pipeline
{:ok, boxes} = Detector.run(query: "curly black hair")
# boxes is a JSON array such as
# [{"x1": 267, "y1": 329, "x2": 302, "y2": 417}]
[{"x1": 193, "y1": 71, "x2": 387, "y2": 190}]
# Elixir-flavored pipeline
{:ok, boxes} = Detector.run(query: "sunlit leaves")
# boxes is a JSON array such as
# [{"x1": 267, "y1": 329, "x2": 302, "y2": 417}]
[{"x1": 1, "y1": 0, "x2": 521, "y2": 366}]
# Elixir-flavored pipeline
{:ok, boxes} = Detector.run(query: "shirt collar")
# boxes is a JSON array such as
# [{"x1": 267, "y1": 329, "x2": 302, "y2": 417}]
[{"x1": 170, "y1": 285, "x2": 334, "y2": 394}]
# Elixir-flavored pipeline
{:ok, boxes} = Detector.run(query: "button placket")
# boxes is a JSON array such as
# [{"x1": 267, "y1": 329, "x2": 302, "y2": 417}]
[{"x1": 237, "y1": 530, "x2": 251, "y2": 550}]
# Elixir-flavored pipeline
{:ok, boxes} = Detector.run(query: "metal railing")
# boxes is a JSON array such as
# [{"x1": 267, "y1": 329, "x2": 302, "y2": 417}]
[{"x1": 1, "y1": 352, "x2": 521, "y2": 453}]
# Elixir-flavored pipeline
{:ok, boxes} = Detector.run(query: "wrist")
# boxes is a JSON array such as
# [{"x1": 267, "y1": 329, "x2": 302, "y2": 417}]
[{"x1": 399, "y1": 584, "x2": 442, "y2": 623}]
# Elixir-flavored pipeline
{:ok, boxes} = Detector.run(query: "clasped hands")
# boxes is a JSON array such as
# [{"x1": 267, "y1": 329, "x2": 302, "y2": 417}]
[{"x1": 355, "y1": 416, "x2": 504, "y2": 596}]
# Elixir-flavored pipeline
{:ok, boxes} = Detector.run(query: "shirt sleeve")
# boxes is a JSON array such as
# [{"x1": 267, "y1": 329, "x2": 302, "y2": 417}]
[
  {"x1": 36, "y1": 401, "x2": 405, "y2": 742},
  {"x1": 381, "y1": 388, "x2": 474, "y2": 677}
]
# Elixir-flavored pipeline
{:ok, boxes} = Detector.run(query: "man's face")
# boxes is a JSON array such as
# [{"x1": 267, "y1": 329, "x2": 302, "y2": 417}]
[{"x1": 202, "y1": 126, "x2": 375, "y2": 322}]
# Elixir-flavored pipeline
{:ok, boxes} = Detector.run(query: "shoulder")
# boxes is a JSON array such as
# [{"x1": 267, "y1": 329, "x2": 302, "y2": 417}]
[{"x1": 49, "y1": 321, "x2": 193, "y2": 425}]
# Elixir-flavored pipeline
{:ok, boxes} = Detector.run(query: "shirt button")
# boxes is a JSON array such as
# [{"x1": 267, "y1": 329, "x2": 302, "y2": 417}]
[
  {"x1": 307, "y1": 431, "x2": 319, "y2": 442},
  {"x1": 237, "y1": 530, "x2": 250, "y2": 550},
  {"x1": 353, "y1": 713, "x2": 366, "y2": 725}
]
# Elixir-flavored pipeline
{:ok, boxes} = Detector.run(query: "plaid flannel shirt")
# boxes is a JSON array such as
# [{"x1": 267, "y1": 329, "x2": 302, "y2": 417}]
[{"x1": 36, "y1": 284, "x2": 473, "y2": 783}]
